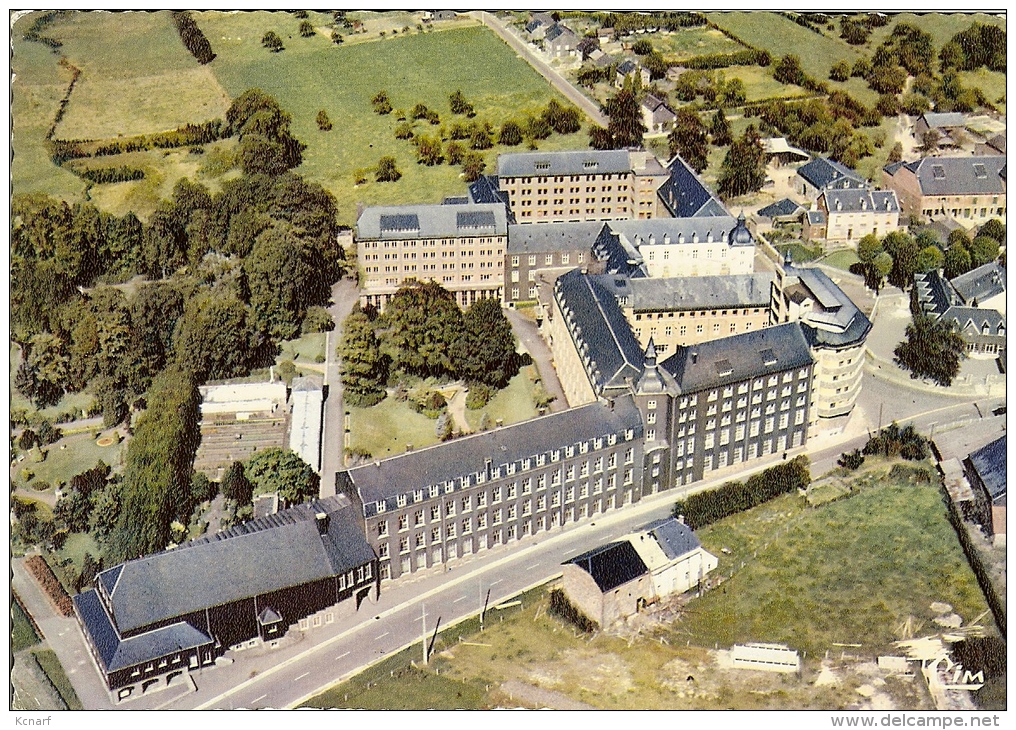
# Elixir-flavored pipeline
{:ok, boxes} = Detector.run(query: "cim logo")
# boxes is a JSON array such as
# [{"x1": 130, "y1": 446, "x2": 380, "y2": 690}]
[{"x1": 928, "y1": 654, "x2": 985, "y2": 690}]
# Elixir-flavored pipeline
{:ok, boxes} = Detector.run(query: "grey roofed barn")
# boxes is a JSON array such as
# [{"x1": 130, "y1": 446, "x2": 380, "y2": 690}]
[
  {"x1": 342, "y1": 396, "x2": 644, "y2": 512},
  {"x1": 356, "y1": 202, "x2": 508, "y2": 240},
  {"x1": 758, "y1": 198, "x2": 803, "y2": 219},
  {"x1": 641, "y1": 517, "x2": 702, "y2": 560},
  {"x1": 568, "y1": 540, "x2": 648, "y2": 592},
  {"x1": 96, "y1": 495, "x2": 375, "y2": 634},
  {"x1": 497, "y1": 149, "x2": 633, "y2": 178},
  {"x1": 949, "y1": 262, "x2": 1006, "y2": 305},
  {"x1": 661, "y1": 321, "x2": 813, "y2": 392}
]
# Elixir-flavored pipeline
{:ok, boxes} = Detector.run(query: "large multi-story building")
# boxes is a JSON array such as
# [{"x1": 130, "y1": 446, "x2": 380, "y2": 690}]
[
  {"x1": 882, "y1": 155, "x2": 1006, "y2": 228},
  {"x1": 771, "y1": 260, "x2": 871, "y2": 429},
  {"x1": 335, "y1": 398, "x2": 645, "y2": 581},
  {"x1": 503, "y1": 221, "x2": 605, "y2": 305},
  {"x1": 602, "y1": 272, "x2": 775, "y2": 355},
  {"x1": 74, "y1": 496, "x2": 377, "y2": 701},
  {"x1": 356, "y1": 202, "x2": 508, "y2": 310},
  {"x1": 816, "y1": 189, "x2": 901, "y2": 244},
  {"x1": 496, "y1": 149, "x2": 669, "y2": 223}
]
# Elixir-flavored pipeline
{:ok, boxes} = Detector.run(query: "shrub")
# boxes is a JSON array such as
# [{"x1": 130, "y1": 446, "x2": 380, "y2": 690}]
[
  {"x1": 672, "y1": 456, "x2": 811, "y2": 529},
  {"x1": 466, "y1": 383, "x2": 494, "y2": 410},
  {"x1": 838, "y1": 449, "x2": 865, "y2": 470},
  {"x1": 410, "y1": 389, "x2": 446, "y2": 418}
]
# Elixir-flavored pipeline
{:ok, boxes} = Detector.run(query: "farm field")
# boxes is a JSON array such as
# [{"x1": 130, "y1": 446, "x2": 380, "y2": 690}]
[
  {"x1": 867, "y1": 12, "x2": 1006, "y2": 50},
  {"x1": 197, "y1": 14, "x2": 587, "y2": 224},
  {"x1": 654, "y1": 25, "x2": 743, "y2": 60}
]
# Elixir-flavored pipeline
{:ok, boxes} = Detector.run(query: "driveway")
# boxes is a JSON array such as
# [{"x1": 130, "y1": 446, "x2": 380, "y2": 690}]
[
  {"x1": 320, "y1": 277, "x2": 362, "y2": 497},
  {"x1": 505, "y1": 307, "x2": 567, "y2": 413}
]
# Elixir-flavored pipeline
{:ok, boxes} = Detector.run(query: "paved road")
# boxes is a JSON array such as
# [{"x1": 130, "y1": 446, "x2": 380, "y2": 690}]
[
  {"x1": 320, "y1": 277, "x2": 361, "y2": 497},
  {"x1": 473, "y1": 11, "x2": 607, "y2": 128},
  {"x1": 505, "y1": 307, "x2": 567, "y2": 412}
]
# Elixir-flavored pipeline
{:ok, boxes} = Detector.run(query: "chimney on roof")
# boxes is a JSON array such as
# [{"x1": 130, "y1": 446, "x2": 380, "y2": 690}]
[
  {"x1": 861, "y1": 197, "x2": 867, "y2": 210},
  {"x1": 677, "y1": 514, "x2": 685, "y2": 524},
  {"x1": 835, "y1": 199, "x2": 842, "y2": 211},
  {"x1": 315, "y1": 512, "x2": 330, "y2": 535},
  {"x1": 691, "y1": 349, "x2": 698, "y2": 364}
]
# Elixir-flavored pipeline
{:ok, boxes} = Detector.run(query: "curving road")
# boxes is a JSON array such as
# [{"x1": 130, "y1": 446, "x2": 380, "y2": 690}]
[{"x1": 472, "y1": 11, "x2": 607, "y2": 128}]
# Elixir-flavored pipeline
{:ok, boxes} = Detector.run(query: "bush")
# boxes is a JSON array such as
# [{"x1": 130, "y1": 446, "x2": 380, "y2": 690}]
[
  {"x1": 862, "y1": 423, "x2": 928, "y2": 461},
  {"x1": 466, "y1": 383, "x2": 494, "y2": 410},
  {"x1": 838, "y1": 449, "x2": 865, "y2": 470},
  {"x1": 549, "y1": 588, "x2": 597, "y2": 632},
  {"x1": 410, "y1": 389, "x2": 446, "y2": 418},
  {"x1": 672, "y1": 456, "x2": 811, "y2": 529}
]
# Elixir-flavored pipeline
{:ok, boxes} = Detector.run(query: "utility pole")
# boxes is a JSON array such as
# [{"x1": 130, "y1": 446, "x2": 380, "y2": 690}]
[
  {"x1": 421, "y1": 604, "x2": 427, "y2": 665},
  {"x1": 877, "y1": 402, "x2": 884, "y2": 432}
]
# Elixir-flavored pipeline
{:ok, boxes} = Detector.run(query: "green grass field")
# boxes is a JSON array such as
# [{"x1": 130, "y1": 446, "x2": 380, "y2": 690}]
[
  {"x1": 347, "y1": 395, "x2": 441, "y2": 458},
  {"x1": 276, "y1": 332, "x2": 327, "y2": 365},
  {"x1": 679, "y1": 466, "x2": 990, "y2": 655},
  {"x1": 867, "y1": 12, "x2": 1005, "y2": 51},
  {"x1": 13, "y1": 599, "x2": 43, "y2": 653},
  {"x1": 776, "y1": 241, "x2": 823, "y2": 263},
  {"x1": 820, "y1": 249, "x2": 861, "y2": 272},
  {"x1": 959, "y1": 69, "x2": 1007, "y2": 114},
  {"x1": 655, "y1": 26, "x2": 743, "y2": 61},
  {"x1": 464, "y1": 369, "x2": 539, "y2": 431},
  {"x1": 15, "y1": 433, "x2": 124, "y2": 489},
  {"x1": 197, "y1": 15, "x2": 587, "y2": 224}
]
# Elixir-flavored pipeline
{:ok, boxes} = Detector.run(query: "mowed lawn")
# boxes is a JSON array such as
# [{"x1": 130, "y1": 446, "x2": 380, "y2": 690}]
[
  {"x1": 197, "y1": 14, "x2": 588, "y2": 224},
  {"x1": 678, "y1": 468, "x2": 990, "y2": 656},
  {"x1": 347, "y1": 396, "x2": 441, "y2": 459},
  {"x1": 464, "y1": 369, "x2": 539, "y2": 431},
  {"x1": 44, "y1": 11, "x2": 231, "y2": 140}
]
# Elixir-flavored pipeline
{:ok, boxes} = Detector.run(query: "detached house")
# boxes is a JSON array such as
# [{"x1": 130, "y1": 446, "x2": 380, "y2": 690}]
[
  {"x1": 641, "y1": 94, "x2": 677, "y2": 135},
  {"x1": 815, "y1": 189, "x2": 901, "y2": 243},
  {"x1": 616, "y1": 59, "x2": 651, "y2": 88},
  {"x1": 544, "y1": 23, "x2": 578, "y2": 57}
]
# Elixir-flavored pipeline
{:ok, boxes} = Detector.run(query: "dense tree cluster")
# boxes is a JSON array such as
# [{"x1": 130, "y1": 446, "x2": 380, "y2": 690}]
[
  {"x1": 941, "y1": 23, "x2": 1006, "y2": 72},
  {"x1": 245, "y1": 447, "x2": 319, "y2": 506},
  {"x1": 589, "y1": 88, "x2": 645, "y2": 150},
  {"x1": 673, "y1": 70, "x2": 747, "y2": 108},
  {"x1": 668, "y1": 109, "x2": 709, "y2": 173},
  {"x1": 597, "y1": 11, "x2": 706, "y2": 36},
  {"x1": 681, "y1": 48, "x2": 770, "y2": 70},
  {"x1": 339, "y1": 284, "x2": 520, "y2": 405},
  {"x1": 262, "y1": 30, "x2": 284, "y2": 52},
  {"x1": 894, "y1": 315, "x2": 966, "y2": 387},
  {"x1": 862, "y1": 422, "x2": 929, "y2": 461},
  {"x1": 717, "y1": 125, "x2": 766, "y2": 198},
  {"x1": 225, "y1": 88, "x2": 305, "y2": 176},
  {"x1": 107, "y1": 365, "x2": 201, "y2": 562},
  {"x1": 672, "y1": 456, "x2": 811, "y2": 529},
  {"x1": 942, "y1": 225, "x2": 1002, "y2": 279},
  {"x1": 172, "y1": 11, "x2": 215, "y2": 64}
]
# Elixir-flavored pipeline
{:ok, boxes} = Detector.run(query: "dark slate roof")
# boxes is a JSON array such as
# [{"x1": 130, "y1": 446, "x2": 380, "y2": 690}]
[
  {"x1": 783, "y1": 264, "x2": 871, "y2": 349},
  {"x1": 641, "y1": 517, "x2": 701, "y2": 560},
  {"x1": 914, "y1": 270, "x2": 955, "y2": 317},
  {"x1": 604, "y1": 273, "x2": 773, "y2": 312},
  {"x1": 949, "y1": 263, "x2": 1006, "y2": 305},
  {"x1": 555, "y1": 269, "x2": 646, "y2": 394},
  {"x1": 883, "y1": 160, "x2": 907, "y2": 176},
  {"x1": 985, "y1": 134, "x2": 1005, "y2": 154},
  {"x1": 807, "y1": 210, "x2": 826, "y2": 225},
  {"x1": 758, "y1": 198, "x2": 803, "y2": 219},
  {"x1": 941, "y1": 306, "x2": 1006, "y2": 337},
  {"x1": 592, "y1": 223, "x2": 648, "y2": 278},
  {"x1": 442, "y1": 195, "x2": 469, "y2": 205},
  {"x1": 568, "y1": 540, "x2": 648, "y2": 592},
  {"x1": 545, "y1": 23, "x2": 576, "y2": 43},
  {"x1": 357, "y1": 203, "x2": 507, "y2": 239},
  {"x1": 497, "y1": 150, "x2": 632, "y2": 178},
  {"x1": 507, "y1": 221, "x2": 606, "y2": 254},
  {"x1": 661, "y1": 322, "x2": 813, "y2": 392},
  {"x1": 905, "y1": 156, "x2": 1006, "y2": 196},
  {"x1": 823, "y1": 189, "x2": 899, "y2": 214},
  {"x1": 98, "y1": 495, "x2": 374, "y2": 634},
  {"x1": 345, "y1": 396, "x2": 643, "y2": 510},
  {"x1": 74, "y1": 590, "x2": 212, "y2": 673},
  {"x1": 798, "y1": 157, "x2": 865, "y2": 191},
  {"x1": 920, "y1": 112, "x2": 967, "y2": 129},
  {"x1": 608, "y1": 215, "x2": 752, "y2": 249},
  {"x1": 657, "y1": 154, "x2": 729, "y2": 218},
  {"x1": 616, "y1": 59, "x2": 638, "y2": 75},
  {"x1": 969, "y1": 436, "x2": 1007, "y2": 503}
]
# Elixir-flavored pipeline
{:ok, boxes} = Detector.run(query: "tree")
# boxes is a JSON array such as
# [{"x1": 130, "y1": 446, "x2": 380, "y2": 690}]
[
  {"x1": 107, "y1": 366, "x2": 200, "y2": 562},
  {"x1": 448, "y1": 89, "x2": 475, "y2": 117},
  {"x1": 899, "y1": 91, "x2": 931, "y2": 116},
  {"x1": 378, "y1": 282, "x2": 464, "y2": 379},
  {"x1": 717, "y1": 125, "x2": 766, "y2": 198},
  {"x1": 668, "y1": 109, "x2": 709, "y2": 173},
  {"x1": 588, "y1": 124, "x2": 614, "y2": 150},
  {"x1": 829, "y1": 60, "x2": 851, "y2": 81},
  {"x1": 525, "y1": 115, "x2": 552, "y2": 141},
  {"x1": 225, "y1": 89, "x2": 305, "y2": 177},
  {"x1": 969, "y1": 236, "x2": 1000, "y2": 268},
  {"x1": 887, "y1": 141, "x2": 903, "y2": 164},
  {"x1": 244, "y1": 222, "x2": 323, "y2": 340},
  {"x1": 451, "y1": 297, "x2": 519, "y2": 387},
  {"x1": 331, "y1": 30, "x2": 343, "y2": 44},
  {"x1": 871, "y1": 251, "x2": 893, "y2": 291},
  {"x1": 371, "y1": 90, "x2": 392, "y2": 115},
  {"x1": 876, "y1": 93, "x2": 900, "y2": 116},
  {"x1": 414, "y1": 134, "x2": 444, "y2": 165},
  {"x1": 19, "y1": 333, "x2": 70, "y2": 408},
  {"x1": 916, "y1": 244, "x2": 944, "y2": 273},
  {"x1": 246, "y1": 447, "x2": 319, "y2": 506},
  {"x1": 894, "y1": 315, "x2": 966, "y2": 387},
  {"x1": 977, "y1": 219, "x2": 1006, "y2": 244},
  {"x1": 262, "y1": 30, "x2": 284, "y2": 52},
  {"x1": 173, "y1": 286, "x2": 261, "y2": 381},
  {"x1": 446, "y1": 141, "x2": 465, "y2": 165},
  {"x1": 632, "y1": 38, "x2": 653, "y2": 55},
  {"x1": 840, "y1": 16, "x2": 871, "y2": 45},
  {"x1": 882, "y1": 231, "x2": 920, "y2": 290},
  {"x1": 375, "y1": 156, "x2": 401, "y2": 182},
  {"x1": 299, "y1": 19, "x2": 314, "y2": 37},
  {"x1": 542, "y1": 99, "x2": 581, "y2": 134},
  {"x1": 773, "y1": 54, "x2": 806, "y2": 86},
  {"x1": 462, "y1": 152, "x2": 486, "y2": 182},
  {"x1": 919, "y1": 129, "x2": 941, "y2": 154},
  {"x1": 339, "y1": 307, "x2": 388, "y2": 406},
  {"x1": 709, "y1": 109, "x2": 732, "y2": 146},
  {"x1": 316, "y1": 109, "x2": 332, "y2": 131},
  {"x1": 944, "y1": 243, "x2": 973, "y2": 279},
  {"x1": 498, "y1": 120, "x2": 523, "y2": 147},
  {"x1": 469, "y1": 126, "x2": 493, "y2": 150},
  {"x1": 221, "y1": 461, "x2": 254, "y2": 505},
  {"x1": 603, "y1": 88, "x2": 645, "y2": 149}
]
